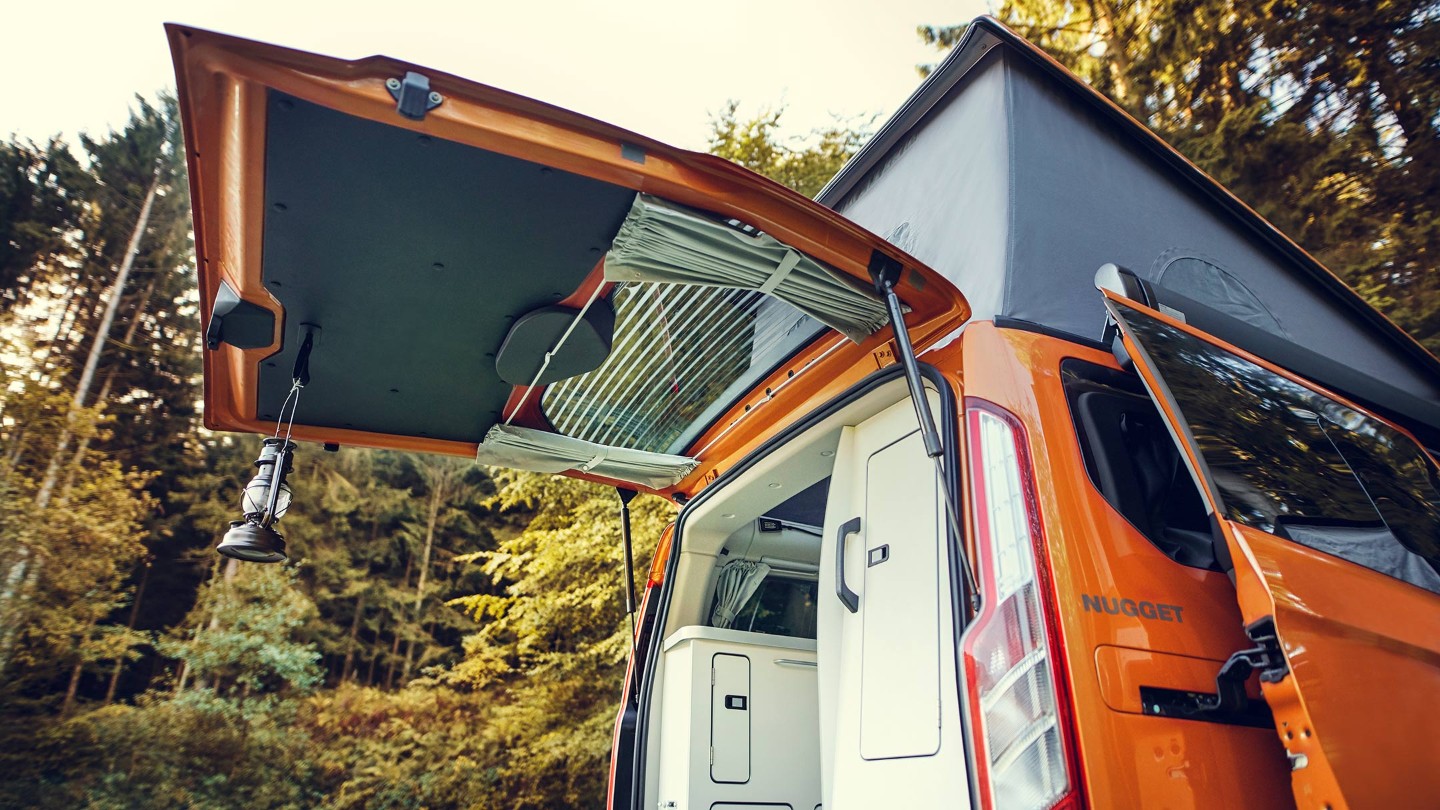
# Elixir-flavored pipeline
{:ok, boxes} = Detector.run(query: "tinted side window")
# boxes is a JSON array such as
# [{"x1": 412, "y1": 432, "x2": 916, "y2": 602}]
[
  {"x1": 734, "y1": 577, "x2": 818, "y2": 639},
  {"x1": 1117, "y1": 303, "x2": 1440, "y2": 594},
  {"x1": 1062, "y1": 360, "x2": 1216, "y2": 569}
]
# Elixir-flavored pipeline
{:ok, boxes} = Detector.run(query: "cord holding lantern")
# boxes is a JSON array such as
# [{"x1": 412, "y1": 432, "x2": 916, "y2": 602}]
[{"x1": 217, "y1": 325, "x2": 319, "y2": 563}]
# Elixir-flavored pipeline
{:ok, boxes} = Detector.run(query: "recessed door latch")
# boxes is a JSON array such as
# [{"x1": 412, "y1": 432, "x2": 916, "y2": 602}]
[
  {"x1": 386, "y1": 71, "x2": 444, "y2": 120},
  {"x1": 1139, "y1": 616, "x2": 1286, "y2": 728}
]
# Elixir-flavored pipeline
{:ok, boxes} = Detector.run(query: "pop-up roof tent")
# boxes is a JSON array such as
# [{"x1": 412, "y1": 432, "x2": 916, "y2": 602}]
[{"x1": 818, "y1": 18, "x2": 1440, "y2": 448}]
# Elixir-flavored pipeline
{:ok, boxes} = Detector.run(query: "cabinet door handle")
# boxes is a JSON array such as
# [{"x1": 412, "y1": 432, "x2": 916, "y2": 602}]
[{"x1": 836, "y1": 517, "x2": 861, "y2": 613}]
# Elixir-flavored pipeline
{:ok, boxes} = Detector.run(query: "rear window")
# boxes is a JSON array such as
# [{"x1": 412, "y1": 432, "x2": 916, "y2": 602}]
[
  {"x1": 1117, "y1": 303, "x2": 1440, "y2": 593},
  {"x1": 541, "y1": 282, "x2": 822, "y2": 454},
  {"x1": 713, "y1": 576, "x2": 818, "y2": 639}
]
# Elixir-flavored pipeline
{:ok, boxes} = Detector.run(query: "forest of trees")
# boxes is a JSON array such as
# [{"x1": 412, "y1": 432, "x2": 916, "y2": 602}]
[{"x1": 0, "y1": 2, "x2": 1434, "y2": 807}]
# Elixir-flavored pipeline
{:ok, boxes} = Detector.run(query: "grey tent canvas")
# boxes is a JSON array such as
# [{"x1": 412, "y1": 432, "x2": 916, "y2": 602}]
[{"x1": 818, "y1": 19, "x2": 1440, "y2": 445}]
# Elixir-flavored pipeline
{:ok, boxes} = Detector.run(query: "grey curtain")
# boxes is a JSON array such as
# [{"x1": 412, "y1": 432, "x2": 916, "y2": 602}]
[
  {"x1": 709, "y1": 559, "x2": 772, "y2": 629},
  {"x1": 604, "y1": 194, "x2": 889, "y2": 343},
  {"x1": 474, "y1": 424, "x2": 698, "y2": 489}
]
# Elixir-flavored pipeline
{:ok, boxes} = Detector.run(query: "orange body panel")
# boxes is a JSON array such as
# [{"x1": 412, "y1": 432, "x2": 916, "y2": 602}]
[
  {"x1": 1235, "y1": 524, "x2": 1440, "y2": 808},
  {"x1": 959, "y1": 323, "x2": 1294, "y2": 809},
  {"x1": 1093, "y1": 646, "x2": 1259, "y2": 715}
]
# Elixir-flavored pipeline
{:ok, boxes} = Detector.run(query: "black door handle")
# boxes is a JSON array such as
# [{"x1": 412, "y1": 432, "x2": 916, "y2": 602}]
[{"x1": 836, "y1": 517, "x2": 861, "y2": 613}]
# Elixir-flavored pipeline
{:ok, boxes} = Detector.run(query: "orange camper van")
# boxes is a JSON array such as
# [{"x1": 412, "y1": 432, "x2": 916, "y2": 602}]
[{"x1": 169, "y1": 17, "x2": 1440, "y2": 810}]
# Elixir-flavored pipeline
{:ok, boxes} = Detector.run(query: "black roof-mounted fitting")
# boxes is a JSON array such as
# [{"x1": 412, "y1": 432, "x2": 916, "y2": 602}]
[
  {"x1": 293, "y1": 323, "x2": 321, "y2": 387},
  {"x1": 386, "y1": 72, "x2": 444, "y2": 121}
]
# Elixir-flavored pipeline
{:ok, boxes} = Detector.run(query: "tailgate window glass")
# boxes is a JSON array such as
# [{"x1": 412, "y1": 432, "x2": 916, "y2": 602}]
[
  {"x1": 542, "y1": 283, "x2": 822, "y2": 454},
  {"x1": 1118, "y1": 303, "x2": 1440, "y2": 593}
]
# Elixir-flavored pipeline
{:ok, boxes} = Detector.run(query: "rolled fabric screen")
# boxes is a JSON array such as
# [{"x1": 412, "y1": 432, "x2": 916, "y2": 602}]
[
  {"x1": 604, "y1": 194, "x2": 890, "y2": 343},
  {"x1": 710, "y1": 559, "x2": 773, "y2": 629},
  {"x1": 474, "y1": 423, "x2": 698, "y2": 490}
]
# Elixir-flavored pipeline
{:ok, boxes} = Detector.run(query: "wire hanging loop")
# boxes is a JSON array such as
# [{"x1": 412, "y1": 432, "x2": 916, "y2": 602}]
[{"x1": 272, "y1": 325, "x2": 318, "y2": 440}]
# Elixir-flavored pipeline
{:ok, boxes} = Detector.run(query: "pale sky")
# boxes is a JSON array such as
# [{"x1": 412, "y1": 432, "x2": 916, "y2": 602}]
[{"x1": 4, "y1": 0, "x2": 990, "y2": 152}]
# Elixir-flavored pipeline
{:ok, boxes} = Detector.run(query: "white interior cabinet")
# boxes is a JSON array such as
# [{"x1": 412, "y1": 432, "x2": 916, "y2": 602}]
[{"x1": 656, "y1": 626, "x2": 820, "y2": 810}]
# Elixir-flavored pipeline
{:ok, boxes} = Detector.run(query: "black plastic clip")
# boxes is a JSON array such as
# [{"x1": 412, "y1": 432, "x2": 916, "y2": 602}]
[
  {"x1": 386, "y1": 72, "x2": 443, "y2": 121},
  {"x1": 292, "y1": 324, "x2": 320, "y2": 388}
]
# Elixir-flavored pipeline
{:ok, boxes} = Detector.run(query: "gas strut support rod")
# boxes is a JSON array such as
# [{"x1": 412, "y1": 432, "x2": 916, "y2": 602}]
[
  {"x1": 869, "y1": 252, "x2": 943, "y2": 458},
  {"x1": 617, "y1": 487, "x2": 640, "y2": 654},
  {"x1": 869, "y1": 252, "x2": 981, "y2": 614}
]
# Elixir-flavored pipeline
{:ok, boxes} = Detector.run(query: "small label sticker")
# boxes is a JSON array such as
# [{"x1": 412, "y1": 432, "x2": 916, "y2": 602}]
[
  {"x1": 1158, "y1": 303, "x2": 1187, "y2": 323},
  {"x1": 873, "y1": 340, "x2": 897, "y2": 369}
]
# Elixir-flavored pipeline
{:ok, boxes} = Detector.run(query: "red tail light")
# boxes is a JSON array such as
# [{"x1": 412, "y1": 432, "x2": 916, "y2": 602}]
[{"x1": 963, "y1": 400, "x2": 1083, "y2": 810}]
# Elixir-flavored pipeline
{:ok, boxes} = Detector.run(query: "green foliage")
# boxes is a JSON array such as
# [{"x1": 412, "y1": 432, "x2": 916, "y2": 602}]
[
  {"x1": 0, "y1": 137, "x2": 90, "y2": 312},
  {"x1": 301, "y1": 684, "x2": 502, "y2": 809},
  {"x1": 443, "y1": 471, "x2": 673, "y2": 806},
  {"x1": 0, "y1": 383, "x2": 153, "y2": 704},
  {"x1": 30, "y1": 692, "x2": 322, "y2": 810},
  {"x1": 707, "y1": 101, "x2": 872, "y2": 198},
  {"x1": 160, "y1": 563, "x2": 324, "y2": 696}
]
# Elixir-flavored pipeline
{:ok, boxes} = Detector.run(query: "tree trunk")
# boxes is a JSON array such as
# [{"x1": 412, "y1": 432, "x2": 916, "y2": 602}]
[
  {"x1": 0, "y1": 169, "x2": 161, "y2": 675},
  {"x1": 366, "y1": 613, "x2": 384, "y2": 686},
  {"x1": 104, "y1": 557, "x2": 152, "y2": 705},
  {"x1": 1087, "y1": 0, "x2": 1132, "y2": 103},
  {"x1": 401, "y1": 637, "x2": 415, "y2": 684},
  {"x1": 190, "y1": 557, "x2": 238, "y2": 693},
  {"x1": 401, "y1": 460, "x2": 458, "y2": 684},
  {"x1": 61, "y1": 658, "x2": 85, "y2": 717},
  {"x1": 36, "y1": 167, "x2": 160, "y2": 511},
  {"x1": 61, "y1": 616, "x2": 98, "y2": 717},
  {"x1": 341, "y1": 592, "x2": 364, "y2": 683},
  {"x1": 60, "y1": 277, "x2": 158, "y2": 501},
  {"x1": 385, "y1": 547, "x2": 413, "y2": 690},
  {"x1": 385, "y1": 630, "x2": 401, "y2": 690}
]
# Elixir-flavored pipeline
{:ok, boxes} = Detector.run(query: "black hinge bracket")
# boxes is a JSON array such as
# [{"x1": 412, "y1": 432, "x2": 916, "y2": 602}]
[
  {"x1": 1139, "y1": 616, "x2": 1286, "y2": 728},
  {"x1": 386, "y1": 72, "x2": 444, "y2": 120},
  {"x1": 1207, "y1": 616, "x2": 1288, "y2": 709},
  {"x1": 1192, "y1": 616, "x2": 1288, "y2": 715}
]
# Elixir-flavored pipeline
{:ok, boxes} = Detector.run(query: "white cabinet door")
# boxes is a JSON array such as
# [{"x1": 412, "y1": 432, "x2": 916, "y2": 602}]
[
  {"x1": 860, "y1": 430, "x2": 942, "y2": 759},
  {"x1": 817, "y1": 394, "x2": 971, "y2": 809},
  {"x1": 711, "y1": 653, "x2": 751, "y2": 784}
]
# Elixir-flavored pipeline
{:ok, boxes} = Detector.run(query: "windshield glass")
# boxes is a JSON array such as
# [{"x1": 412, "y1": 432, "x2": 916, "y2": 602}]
[
  {"x1": 542, "y1": 282, "x2": 824, "y2": 454},
  {"x1": 1114, "y1": 301, "x2": 1440, "y2": 593}
]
